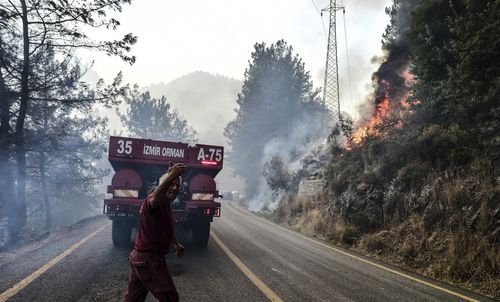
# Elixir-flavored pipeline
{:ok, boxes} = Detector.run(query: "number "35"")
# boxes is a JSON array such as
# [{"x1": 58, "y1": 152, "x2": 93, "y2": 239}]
[{"x1": 117, "y1": 140, "x2": 132, "y2": 155}]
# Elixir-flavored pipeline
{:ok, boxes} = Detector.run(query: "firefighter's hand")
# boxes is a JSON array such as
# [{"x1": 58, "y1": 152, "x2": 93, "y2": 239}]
[
  {"x1": 174, "y1": 242, "x2": 185, "y2": 257},
  {"x1": 168, "y1": 163, "x2": 187, "y2": 178}
]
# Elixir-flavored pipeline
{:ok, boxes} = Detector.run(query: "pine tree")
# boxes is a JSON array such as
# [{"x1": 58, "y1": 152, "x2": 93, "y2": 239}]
[
  {"x1": 0, "y1": 0, "x2": 135, "y2": 239},
  {"x1": 224, "y1": 40, "x2": 326, "y2": 198},
  {"x1": 119, "y1": 89, "x2": 197, "y2": 145}
]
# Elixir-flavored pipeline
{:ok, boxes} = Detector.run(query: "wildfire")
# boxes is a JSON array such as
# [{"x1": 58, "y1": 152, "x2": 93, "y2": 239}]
[
  {"x1": 350, "y1": 69, "x2": 414, "y2": 146},
  {"x1": 351, "y1": 96, "x2": 391, "y2": 144}
]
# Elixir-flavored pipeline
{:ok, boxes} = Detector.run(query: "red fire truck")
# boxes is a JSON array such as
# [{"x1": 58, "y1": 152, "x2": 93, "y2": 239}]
[{"x1": 104, "y1": 136, "x2": 223, "y2": 247}]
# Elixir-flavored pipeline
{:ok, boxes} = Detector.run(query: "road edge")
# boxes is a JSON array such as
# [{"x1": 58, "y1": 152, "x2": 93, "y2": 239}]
[{"x1": 227, "y1": 201, "x2": 494, "y2": 302}]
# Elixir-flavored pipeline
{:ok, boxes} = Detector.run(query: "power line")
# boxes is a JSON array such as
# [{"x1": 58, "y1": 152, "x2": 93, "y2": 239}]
[
  {"x1": 342, "y1": 8, "x2": 353, "y2": 106},
  {"x1": 310, "y1": 0, "x2": 328, "y2": 42}
]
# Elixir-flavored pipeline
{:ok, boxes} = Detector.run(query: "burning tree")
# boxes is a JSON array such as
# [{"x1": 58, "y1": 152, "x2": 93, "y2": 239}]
[{"x1": 350, "y1": 0, "x2": 416, "y2": 146}]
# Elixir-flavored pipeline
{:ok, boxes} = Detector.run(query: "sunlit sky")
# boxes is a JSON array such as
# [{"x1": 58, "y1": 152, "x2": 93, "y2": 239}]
[{"x1": 82, "y1": 0, "x2": 391, "y2": 118}]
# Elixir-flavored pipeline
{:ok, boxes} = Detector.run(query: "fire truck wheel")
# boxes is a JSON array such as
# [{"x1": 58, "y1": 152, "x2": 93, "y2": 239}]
[
  {"x1": 112, "y1": 220, "x2": 132, "y2": 247},
  {"x1": 192, "y1": 222, "x2": 210, "y2": 247}
]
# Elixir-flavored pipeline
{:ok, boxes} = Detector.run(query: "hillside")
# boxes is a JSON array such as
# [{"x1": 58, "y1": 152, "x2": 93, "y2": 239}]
[{"x1": 266, "y1": 0, "x2": 500, "y2": 298}]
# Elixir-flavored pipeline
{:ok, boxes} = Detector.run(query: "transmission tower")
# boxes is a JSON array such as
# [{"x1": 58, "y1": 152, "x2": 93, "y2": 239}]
[{"x1": 322, "y1": 0, "x2": 345, "y2": 127}]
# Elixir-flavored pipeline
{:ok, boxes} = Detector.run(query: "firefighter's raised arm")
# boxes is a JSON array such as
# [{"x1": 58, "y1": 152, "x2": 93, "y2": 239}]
[{"x1": 150, "y1": 163, "x2": 187, "y2": 209}]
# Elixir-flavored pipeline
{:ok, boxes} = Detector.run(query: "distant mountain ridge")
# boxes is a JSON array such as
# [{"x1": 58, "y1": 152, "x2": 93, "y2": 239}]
[{"x1": 143, "y1": 71, "x2": 242, "y2": 147}]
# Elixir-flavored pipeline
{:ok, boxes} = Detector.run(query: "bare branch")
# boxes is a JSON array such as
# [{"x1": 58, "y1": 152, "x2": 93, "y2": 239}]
[
  {"x1": 6, "y1": 0, "x2": 21, "y2": 16},
  {"x1": 29, "y1": 6, "x2": 48, "y2": 56}
]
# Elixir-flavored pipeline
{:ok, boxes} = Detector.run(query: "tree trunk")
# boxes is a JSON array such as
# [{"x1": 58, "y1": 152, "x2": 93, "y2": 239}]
[
  {"x1": 0, "y1": 62, "x2": 16, "y2": 244},
  {"x1": 40, "y1": 152, "x2": 51, "y2": 231},
  {"x1": 10, "y1": 0, "x2": 30, "y2": 238},
  {"x1": 40, "y1": 107, "x2": 51, "y2": 231}
]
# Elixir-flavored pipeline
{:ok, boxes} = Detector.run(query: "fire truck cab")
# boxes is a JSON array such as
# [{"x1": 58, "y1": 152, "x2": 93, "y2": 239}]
[{"x1": 104, "y1": 136, "x2": 223, "y2": 247}]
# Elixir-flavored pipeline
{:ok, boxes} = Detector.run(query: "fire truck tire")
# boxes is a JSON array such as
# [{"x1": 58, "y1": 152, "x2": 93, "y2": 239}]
[
  {"x1": 112, "y1": 221, "x2": 132, "y2": 247},
  {"x1": 192, "y1": 222, "x2": 210, "y2": 247}
]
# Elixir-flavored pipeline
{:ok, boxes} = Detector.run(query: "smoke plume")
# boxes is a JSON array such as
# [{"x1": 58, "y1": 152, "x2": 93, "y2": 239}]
[
  {"x1": 352, "y1": 0, "x2": 421, "y2": 141},
  {"x1": 247, "y1": 110, "x2": 327, "y2": 211}
]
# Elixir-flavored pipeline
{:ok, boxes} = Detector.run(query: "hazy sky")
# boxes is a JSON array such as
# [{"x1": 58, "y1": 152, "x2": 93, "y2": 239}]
[{"x1": 82, "y1": 0, "x2": 391, "y2": 119}]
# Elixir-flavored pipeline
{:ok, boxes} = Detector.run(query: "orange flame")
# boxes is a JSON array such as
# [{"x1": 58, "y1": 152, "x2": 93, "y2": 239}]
[
  {"x1": 352, "y1": 95, "x2": 391, "y2": 144},
  {"x1": 350, "y1": 69, "x2": 415, "y2": 146}
]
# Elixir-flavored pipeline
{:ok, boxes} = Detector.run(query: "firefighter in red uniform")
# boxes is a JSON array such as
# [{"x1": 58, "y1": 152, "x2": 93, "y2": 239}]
[{"x1": 124, "y1": 163, "x2": 187, "y2": 302}]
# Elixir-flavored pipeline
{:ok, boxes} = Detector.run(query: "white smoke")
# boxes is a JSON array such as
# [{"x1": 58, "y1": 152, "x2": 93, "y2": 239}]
[{"x1": 247, "y1": 110, "x2": 327, "y2": 211}]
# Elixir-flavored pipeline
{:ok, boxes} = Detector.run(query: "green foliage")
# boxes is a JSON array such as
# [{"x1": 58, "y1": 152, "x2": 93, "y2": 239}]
[
  {"x1": 0, "y1": 0, "x2": 136, "y2": 239},
  {"x1": 263, "y1": 155, "x2": 291, "y2": 191},
  {"x1": 408, "y1": 0, "x2": 500, "y2": 164},
  {"x1": 30, "y1": 105, "x2": 110, "y2": 229},
  {"x1": 396, "y1": 161, "x2": 431, "y2": 189},
  {"x1": 118, "y1": 89, "x2": 197, "y2": 144}
]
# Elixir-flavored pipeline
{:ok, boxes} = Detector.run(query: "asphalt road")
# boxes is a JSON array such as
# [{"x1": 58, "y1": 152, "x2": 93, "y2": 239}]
[{"x1": 0, "y1": 201, "x2": 493, "y2": 302}]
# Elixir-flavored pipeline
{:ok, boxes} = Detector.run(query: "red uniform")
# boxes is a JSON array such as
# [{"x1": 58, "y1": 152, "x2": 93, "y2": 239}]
[{"x1": 124, "y1": 195, "x2": 179, "y2": 302}]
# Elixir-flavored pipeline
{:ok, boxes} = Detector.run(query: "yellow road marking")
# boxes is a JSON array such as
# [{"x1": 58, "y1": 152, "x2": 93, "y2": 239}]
[
  {"x1": 0, "y1": 222, "x2": 111, "y2": 302},
  {"x1": 229, "y1": 202, "x2": 480, "y2": 302},
  {"x1": 211, "y1": 232, "x2": 284, "y2": 302}
]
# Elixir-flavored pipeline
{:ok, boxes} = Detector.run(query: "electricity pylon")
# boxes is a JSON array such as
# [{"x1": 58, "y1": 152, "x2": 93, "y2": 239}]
[{"x1": 322, "y1": 0, "x2": 345, "y2": 128}]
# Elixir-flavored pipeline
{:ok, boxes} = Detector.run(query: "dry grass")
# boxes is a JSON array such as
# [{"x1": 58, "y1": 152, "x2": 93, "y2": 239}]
[
  {"x1": 446, "y1": 229, "x2": 500, "y2": 293},
  {"x1": 276, "y1": 194, "x2": 314, "y2": 223},
  {"x1": 272, "y1": 164, "x2": 500, "y2": 298},
  {"x1": 399, "y1": 237, "x2": 416, "y2": 258},
  {"x1": 359, "y1": 231, "x2": 387, "y2": 253},
  {"x1": 276, "y1": 194, "x2": 349, "y2": 243},
  {"x1": 356, "y1": 218, "x2": 500, "y2": 298},
  {"x1": 352, "y1": 211, "x2": 499, "y2": 298}
]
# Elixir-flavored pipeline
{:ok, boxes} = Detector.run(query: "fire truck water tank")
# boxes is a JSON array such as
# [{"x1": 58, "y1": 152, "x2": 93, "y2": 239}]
[
  {"x1": 189, "y1": 174, "x2": 216, "y2": 192},
  {"x1": 111, "y1": 169, "x2": 142, "y2": 188}
]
